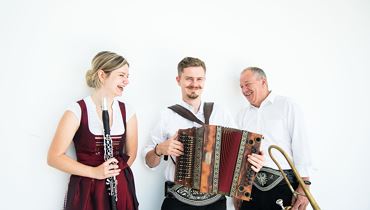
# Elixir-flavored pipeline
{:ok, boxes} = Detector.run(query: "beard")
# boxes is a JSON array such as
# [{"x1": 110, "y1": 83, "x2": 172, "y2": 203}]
[
  {"x1": 187, "y1": 92, "x2": 199, "y2": 99},
  {"x1": 186, "y1": 86, "x2": 202, "y2": 99}
]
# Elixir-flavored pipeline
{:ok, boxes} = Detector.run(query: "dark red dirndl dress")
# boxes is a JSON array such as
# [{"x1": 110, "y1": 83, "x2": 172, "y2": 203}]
[{"x1": 64, "y1": 100, "x2": 139, "y2": 210}]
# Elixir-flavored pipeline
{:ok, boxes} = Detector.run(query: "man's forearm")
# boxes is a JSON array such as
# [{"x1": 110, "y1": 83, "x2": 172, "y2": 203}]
[{"x1": 145, "y1": 150, "x2": 161, "y2": 168}]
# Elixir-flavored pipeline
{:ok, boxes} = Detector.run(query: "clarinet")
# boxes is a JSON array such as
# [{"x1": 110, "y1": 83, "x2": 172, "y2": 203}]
[{"x1": 102, "y1": 98, "x2": 118, "y2": 210}]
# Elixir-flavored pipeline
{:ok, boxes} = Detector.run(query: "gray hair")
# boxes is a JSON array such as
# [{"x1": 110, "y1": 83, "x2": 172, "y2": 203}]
[{"x1": 241, "y1": 67, "x2": 267, "y2": 80}]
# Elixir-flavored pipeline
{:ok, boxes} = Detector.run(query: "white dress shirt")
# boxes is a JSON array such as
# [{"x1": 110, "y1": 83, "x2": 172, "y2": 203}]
[
  {"x1": 237, "y1": 92, "x2": 312, "y2": 177},
  {"x1": 143, "y1": 100, "x2": 236, "y2": 181}
]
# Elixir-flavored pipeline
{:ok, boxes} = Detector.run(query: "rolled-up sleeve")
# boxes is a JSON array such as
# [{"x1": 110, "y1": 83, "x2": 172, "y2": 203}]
[{"x1": 143, "y1": 110, "x2": 167, "y2": 169}]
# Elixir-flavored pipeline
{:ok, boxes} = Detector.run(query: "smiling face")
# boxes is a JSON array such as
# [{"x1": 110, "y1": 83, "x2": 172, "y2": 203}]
[
  {"x1": 100, "y1": 64, "x2": 129, "y2": 98},
  {"x1": 176, "y1": 66, "x2": 205, "y2": 100},
  {"x1": 240, "y1": 69, "x2": 269, "y2": 107}
]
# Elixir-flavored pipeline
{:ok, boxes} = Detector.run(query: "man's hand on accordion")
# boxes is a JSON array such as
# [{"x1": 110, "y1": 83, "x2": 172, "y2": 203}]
[
  {"x1": 158, "y1": 133, "x2": 184, "y2": 157},
  {"x1": 247, "y1": 151, "x2": 265, "y2": 173},
  {"x1": 233, "y1": 197, "x2": 243, "y2": 210}
]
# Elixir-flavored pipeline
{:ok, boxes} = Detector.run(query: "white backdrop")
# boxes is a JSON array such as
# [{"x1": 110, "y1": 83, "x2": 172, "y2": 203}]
[{"x1": 1, "y1": 0, "x2": 369, "y2": 209}]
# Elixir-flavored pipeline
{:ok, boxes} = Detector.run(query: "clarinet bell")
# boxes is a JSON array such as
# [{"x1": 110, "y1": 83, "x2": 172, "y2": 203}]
[{"x1": 276, "y1": 199, "x2": 292, "y2": 210}]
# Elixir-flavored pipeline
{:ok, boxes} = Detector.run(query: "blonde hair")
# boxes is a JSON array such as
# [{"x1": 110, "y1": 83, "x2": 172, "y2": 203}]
[{"x1": 85, "y1": 51, "x2": 129, "y2": 88}]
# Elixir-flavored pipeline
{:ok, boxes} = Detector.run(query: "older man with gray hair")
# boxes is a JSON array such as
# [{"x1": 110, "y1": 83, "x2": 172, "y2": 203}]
[{"x1": 235, "y1": 67, "x2": 313, "y2": 210}]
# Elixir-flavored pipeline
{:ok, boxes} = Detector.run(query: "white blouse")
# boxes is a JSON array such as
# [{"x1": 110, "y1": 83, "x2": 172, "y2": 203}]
[{"x1": 67, "y1": 96, "x2": 135, "y2": 135}]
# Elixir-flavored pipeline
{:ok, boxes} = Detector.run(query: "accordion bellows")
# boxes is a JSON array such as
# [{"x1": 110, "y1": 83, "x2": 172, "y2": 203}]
[{"x1": 174, "y1": 125, "x2": 262, "y2": 201}]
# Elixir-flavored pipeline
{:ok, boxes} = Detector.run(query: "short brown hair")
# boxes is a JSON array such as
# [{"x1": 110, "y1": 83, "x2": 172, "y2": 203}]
[
  {"x1": 85, "y1": 51, "x2": 129, "y2": 88},
  {"x1": 177, "y1": 57, "x2": 206, "y2": 76}
]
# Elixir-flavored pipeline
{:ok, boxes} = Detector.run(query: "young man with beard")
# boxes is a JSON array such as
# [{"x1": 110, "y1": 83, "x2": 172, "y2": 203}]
[
  {"x1": 144, "y1": 57, "x2": 264, "y2": 210},
  {"x1": 236, "y1": 67, "x2": 313, "y2": 210}
]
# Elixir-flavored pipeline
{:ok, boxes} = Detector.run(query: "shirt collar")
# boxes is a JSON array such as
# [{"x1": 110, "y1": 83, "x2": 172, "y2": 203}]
[
  {"x1": 248, "y1": 90, "x2": 275, "y2": 109},
  {"x1": 179, "y1": 100, "x2": 203, "y2": 115}
]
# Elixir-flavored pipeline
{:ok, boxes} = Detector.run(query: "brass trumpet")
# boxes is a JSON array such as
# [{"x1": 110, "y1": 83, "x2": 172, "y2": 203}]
[{"x1": 268, "y1": 145, "x2": 320, "y2": 210}]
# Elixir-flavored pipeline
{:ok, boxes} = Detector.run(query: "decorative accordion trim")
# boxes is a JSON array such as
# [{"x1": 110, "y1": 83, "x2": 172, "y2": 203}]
[
  {"x1": 168, "y1": 185, "x2": 223, "y2": 206},
  {"x1": 212, "y1": 126, "x2": 222, "y2": 194},
  {"x1": 193, "y1": 127, "x2": 203, "y2": 189},
  {"x1": 230, "y1": 130, "x2": 249, "y2": 196}
]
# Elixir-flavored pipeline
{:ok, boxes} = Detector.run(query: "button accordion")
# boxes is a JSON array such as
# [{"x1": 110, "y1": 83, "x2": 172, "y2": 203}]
[{"x1": 174, "y1": 125, "x2": 262, "y2": 201}]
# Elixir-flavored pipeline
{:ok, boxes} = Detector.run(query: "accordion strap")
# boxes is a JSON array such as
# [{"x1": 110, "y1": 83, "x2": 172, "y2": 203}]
[
  {"x1": 168, "y1": 102, "x2": 214, "y2": 125},
  {"x1": 203, "y1": 102, "x2": 213, "y2": 124}
]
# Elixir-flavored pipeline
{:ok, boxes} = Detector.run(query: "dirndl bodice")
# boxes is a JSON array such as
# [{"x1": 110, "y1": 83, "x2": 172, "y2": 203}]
[{"x1": 64, "y1": 100, "x2": 138, "y2": 210}]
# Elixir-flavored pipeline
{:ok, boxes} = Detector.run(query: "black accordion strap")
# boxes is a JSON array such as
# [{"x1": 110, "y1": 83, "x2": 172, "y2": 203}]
[
  {"x1": 203, "y1": 102, "x2": 214, "y2": 125},
  {"x1": 168, "y1": 104, "x2": 204, "y2": 125},
  {"x1": 168, "y1": 102, "x2": 214, "y2": 125}
]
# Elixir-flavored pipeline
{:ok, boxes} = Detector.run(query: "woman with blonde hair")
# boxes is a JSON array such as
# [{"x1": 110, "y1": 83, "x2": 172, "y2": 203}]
[{"x1": 48, "y1": 51, "x2": 139, "y2": 210}]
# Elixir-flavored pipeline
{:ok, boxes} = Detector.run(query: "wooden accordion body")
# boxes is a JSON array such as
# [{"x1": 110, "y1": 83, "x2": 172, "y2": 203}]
[{"x1": 174, "y1": 125, "x2": 262, "y2": 201}]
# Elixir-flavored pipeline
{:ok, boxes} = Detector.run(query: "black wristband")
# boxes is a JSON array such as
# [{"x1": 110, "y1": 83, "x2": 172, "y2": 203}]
[{"x1": 154, "y1": 144, "x2": 162, "y2": 157}]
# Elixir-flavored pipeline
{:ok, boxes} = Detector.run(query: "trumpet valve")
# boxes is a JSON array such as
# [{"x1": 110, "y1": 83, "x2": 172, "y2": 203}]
[{"x1": 276, "y1": 199, "x2": 292, "y2": 210}]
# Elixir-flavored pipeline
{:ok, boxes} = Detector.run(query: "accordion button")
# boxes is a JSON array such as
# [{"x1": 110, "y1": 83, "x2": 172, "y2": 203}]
[
  {"x1": 255, "y1": 137, "x2": 261, "y2": 142},
  {"x1": 248, "y1": 140, "x2": 254, "y2": 145},
  {"x1": 238, "y1": 185, "x2": 244, "y2": 192},
  {"x1": 244, "y1": 192, "x2": 250, "y2": 197},
  {"x1": 252, "y1": 148, "x2": 257, "y2": 153}
]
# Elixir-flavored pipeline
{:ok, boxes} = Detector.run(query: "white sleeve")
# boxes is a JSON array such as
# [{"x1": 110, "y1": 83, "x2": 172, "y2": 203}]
[
  {"x1": 142, "y1": 109, "x2": 169, "y2": 168},
  {"x1": 66, "y1": 102, "x2": 81, "y2": 122},
  {"x1": 124, "y1": 103, "x2": 136, "y2": 121},
  {"x1": 288, "y1": 101, "x2": 312, "y2": 177}
]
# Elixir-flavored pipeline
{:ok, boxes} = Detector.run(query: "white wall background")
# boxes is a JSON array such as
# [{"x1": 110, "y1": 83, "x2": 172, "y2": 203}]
[{"x1": 1, "y1": 0, "x2": 369, "y2": 209}]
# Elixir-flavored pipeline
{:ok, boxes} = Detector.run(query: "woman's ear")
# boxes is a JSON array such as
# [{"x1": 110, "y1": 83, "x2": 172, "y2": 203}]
[{"x1": 97, "y1": 69, "x2": 105, "y2": 84}]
